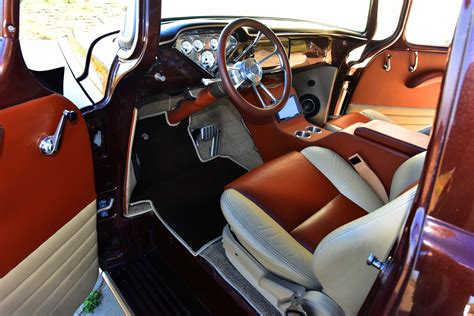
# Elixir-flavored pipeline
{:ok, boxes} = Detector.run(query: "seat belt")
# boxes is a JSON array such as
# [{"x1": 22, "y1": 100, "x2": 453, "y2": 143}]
[{"x1": 348, "y1": 154, "x2": 389, "y2": 203}]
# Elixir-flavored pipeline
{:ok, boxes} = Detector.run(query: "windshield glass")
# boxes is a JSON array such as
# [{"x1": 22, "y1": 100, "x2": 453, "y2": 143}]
[{"x1": 162, "y1": 0, "x2": 372, "y2": 32}]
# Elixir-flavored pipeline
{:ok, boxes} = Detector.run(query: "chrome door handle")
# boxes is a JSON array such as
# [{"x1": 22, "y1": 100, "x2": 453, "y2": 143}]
[{"x1": 39, "y1": 110, "x2": 77, "y2": 156}]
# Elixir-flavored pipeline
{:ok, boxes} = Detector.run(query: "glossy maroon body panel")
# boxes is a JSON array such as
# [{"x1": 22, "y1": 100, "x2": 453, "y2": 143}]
[
  {"x1": 0, "y1": 1, "x2": 50, "y2": 108},
  {"x1": 364, "y1": 1, "x2": 474, "y2": 314}
]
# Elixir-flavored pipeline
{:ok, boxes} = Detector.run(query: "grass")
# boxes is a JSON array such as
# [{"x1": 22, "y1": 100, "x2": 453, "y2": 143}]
[{"x1": 82, "y1": 288, "x2": 103, "y2": 314}]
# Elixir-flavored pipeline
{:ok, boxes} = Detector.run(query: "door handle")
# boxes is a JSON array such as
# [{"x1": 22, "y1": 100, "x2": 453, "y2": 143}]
[{"x1": 39, "y1": 110, "x2": 77, "y2": 156}]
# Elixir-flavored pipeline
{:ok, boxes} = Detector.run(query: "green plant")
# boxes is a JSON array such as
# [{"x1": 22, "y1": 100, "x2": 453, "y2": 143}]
[{"x1": 82, "y1": 289, "x2": 103, "y2": 314}]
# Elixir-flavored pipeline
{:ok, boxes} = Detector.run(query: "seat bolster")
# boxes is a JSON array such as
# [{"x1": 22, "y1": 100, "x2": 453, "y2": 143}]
[
  {"x1": 301, "y1": 147, "x2": 383, "y2": 212},
  {"x1": 360, "y1": 109, "x2": 394, "y2": 123},
  {"x1": 221, "y1": 189, "x2": 320, "y2": 290},
  {"x1": 312, "y1": 187, "x2": 418, "y2": 315},
  {"x1": 390, "y1": 151, "x2": 426, "y2": 200}
]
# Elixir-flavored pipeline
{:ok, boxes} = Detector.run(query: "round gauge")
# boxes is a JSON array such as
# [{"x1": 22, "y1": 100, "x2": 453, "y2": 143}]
[
  {"x1": 210, "y1": 38, "x2": 218, "y2": 51},
  {"x1": 193, "y1": 39, "x2": 204, "y2": 52},
  {"x1": 200, "y1": 50, "x2": 216, "y2": 70},
  {"x1": 180, "y1": 41, "x2": 193, "y2": 54}
]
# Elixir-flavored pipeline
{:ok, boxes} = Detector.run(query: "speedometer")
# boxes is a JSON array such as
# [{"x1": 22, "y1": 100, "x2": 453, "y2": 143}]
[
  {"x1": 193, "y1": 40, "x2": 204, "y2": 52},
  {"x1": 200, "y1": 50, "x2": 215, "y2": 70},
  {"x1": 210, "y1": 38, "x2": 218, "y2": 51},
  {"x1": 180, "y1": 41, "x2": 193, "y2": 54}
]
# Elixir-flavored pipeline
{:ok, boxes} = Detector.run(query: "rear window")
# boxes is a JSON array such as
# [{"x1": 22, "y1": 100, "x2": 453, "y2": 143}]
[{"x1": 405, "y1": 0, "x2": 462, "y2": 47}]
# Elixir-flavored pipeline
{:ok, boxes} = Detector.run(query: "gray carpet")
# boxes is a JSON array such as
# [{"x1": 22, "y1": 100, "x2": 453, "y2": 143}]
[
  {"x1": 137, "y1": 93, "x2": 263, "y2": 170},
  {"x1": 200, "y1": 240, "x2": 280, "y2": 316},
  {"x1": 189, "y1": 99, "x2": 263, "y2": 170}
]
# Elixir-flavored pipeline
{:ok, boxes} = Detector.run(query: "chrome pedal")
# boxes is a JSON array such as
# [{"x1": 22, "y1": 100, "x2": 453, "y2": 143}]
[
  {"x1": 210, "y1": 128, "x2": 221, "y2": 158},
  {"x1": 200, "y1": 124, "x2": 216, "y2": 141}
]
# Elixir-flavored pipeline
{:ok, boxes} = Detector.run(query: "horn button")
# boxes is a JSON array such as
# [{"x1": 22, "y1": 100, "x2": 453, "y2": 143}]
[{"x1": 241, "y1": 58, "x2": 263, "y2": 84}]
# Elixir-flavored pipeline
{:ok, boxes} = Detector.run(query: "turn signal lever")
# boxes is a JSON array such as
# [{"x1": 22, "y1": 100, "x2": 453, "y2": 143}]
[{"x1": 39, "y1": 110, "x2": 77, "y2": 156}]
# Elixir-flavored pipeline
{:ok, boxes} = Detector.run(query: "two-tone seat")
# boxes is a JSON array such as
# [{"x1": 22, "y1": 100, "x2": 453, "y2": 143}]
[{"x1": 221, "y1": 146, "x2": 425, "y2": 314}]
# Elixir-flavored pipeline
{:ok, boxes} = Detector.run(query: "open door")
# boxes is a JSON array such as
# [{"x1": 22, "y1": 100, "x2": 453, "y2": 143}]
[{"x1": 0, "y1": 4, "x2": 98, "y2": 315}]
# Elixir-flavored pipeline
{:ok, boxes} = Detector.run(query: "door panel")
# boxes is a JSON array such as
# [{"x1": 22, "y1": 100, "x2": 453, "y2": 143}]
[
  {"x1": 0, "y1": 94, "x2": 97, "y2": 315},
  {"x1": 0, "y1": 201, "x2": 97, "y2": 315},
  {"x1": 348, "y1": 49, "x2": 447, "y2": 130}
]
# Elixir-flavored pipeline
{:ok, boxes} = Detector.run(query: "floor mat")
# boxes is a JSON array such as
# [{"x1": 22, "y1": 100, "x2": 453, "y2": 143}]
[
  {"x1": 131, "y1": 114, "x2": 247, "y2": 252},
  {"x1": 201, "y1": 240, "x2": 280, "y2": 315},
  {"x1": 108, "y1": 252, "x2": 210, "y2": 315}
]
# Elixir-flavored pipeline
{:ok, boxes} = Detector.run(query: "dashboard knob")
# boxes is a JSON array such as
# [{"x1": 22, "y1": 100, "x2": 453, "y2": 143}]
[{"x1": 154, "y1": 72, "x2": 166, "y2": 82}]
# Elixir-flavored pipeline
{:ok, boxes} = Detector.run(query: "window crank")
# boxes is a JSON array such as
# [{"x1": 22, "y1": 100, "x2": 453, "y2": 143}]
[{"x1": 39, "y1": 110, "x2": 77, "y2": 156}]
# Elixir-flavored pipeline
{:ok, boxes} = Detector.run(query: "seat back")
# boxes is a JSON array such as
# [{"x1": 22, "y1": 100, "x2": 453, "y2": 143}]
[{"x1": 312, "y1": 152, "x2": 426, "y2": 315}]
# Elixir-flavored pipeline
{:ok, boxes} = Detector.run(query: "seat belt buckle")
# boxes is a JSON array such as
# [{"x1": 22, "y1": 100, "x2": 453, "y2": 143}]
[
  {"x1": 348, "y1": 153, "x2": 389, "y2": 203},
  {"x1": 348, "y1": 153, "x2": 363, "y2": 167}
]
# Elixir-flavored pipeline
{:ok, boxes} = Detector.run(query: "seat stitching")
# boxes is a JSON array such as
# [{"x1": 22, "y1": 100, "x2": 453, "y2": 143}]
[
  {"x1": 314, "y1": 189, "x2": 416, "y2": 257},
  {"x1": 222, "y1": 194, "x2": 317, "y2": 285},
  {"x1": 223, "y1": 195, "x2": 315, "y2": 283}
]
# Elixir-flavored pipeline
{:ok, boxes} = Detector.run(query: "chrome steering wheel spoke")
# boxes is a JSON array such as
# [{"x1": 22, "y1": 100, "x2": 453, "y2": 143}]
[
  {"x1": 252, "y1": 84, "x2": 269, "y2": 109},
  {"x1": 258, "y1": 82, "x2": 278, "y2": 105},
  {"x1": 234, "y1": 31, "x2": 263, "y2": 62}
]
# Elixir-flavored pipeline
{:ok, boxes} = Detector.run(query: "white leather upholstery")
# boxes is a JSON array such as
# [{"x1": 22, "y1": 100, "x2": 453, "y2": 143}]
[
  {"x1": 221, "y1": 189, "x2": 319, "y2": 289},
  {"x1": 0, "y1": 200, "x2": 98, "y2": 316},
  {"x1": 389, "y1": 152, "x2": 426, "y2": 200},
  {"x1": 347, "y1": 104, "x2": 436, "y2": 131},
  {"x1": 222, "y1": 147, "x2": 426, "y2": 315},
  {"x1": 301, "y1": 147, "x2": 383, "y2": 212},
  {"x1": 360, "y1": 109, "x2": 394, "y2": 123},
  {"x1": 313, "y1": 187, "x2": 417, "y2": 315},
  {"x1": 301, "y1": 291, "x2": 344, "y2": 316}
]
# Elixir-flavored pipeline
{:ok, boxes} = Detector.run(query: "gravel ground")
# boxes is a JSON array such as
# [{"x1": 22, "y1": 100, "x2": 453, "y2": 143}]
[{"x1": 20, "y1": 0, "x2": 127, "y2": 40}]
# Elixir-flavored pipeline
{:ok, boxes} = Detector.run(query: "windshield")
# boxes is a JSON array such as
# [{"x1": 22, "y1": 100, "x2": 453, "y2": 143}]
[{"x1": 162, "y1": 0, "x2": 372, "y2": 33}]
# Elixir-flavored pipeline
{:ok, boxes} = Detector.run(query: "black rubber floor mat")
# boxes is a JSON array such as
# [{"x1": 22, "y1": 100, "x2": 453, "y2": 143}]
[
  {"x1": 131, "y1": 115, "x2": 247, "y2": 251},
  {"x1": 109, "y1": 252, "x2": 210, "y2": 315}
]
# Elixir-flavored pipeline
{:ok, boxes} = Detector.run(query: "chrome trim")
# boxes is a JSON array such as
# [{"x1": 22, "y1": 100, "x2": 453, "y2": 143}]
[
  {"x1": 306, "y1": 126, "x2": 322, "y2": 134},
  {"x1": 409, "y1": 51, "x2": 418, "y2": 73},
  {"x1": 38, "y1": 110, "x2": 77, "y2": 156},
  {"x1": 101, "y1": 269, "x2": 134, "y2": 316},
  {"x1": 97, "y1": 198, "x2": 114, "y2": 213},
  {"x1": 294, "y1": 130, "x2": 311, "y2": 138},
  {"x1": 383, "y1": 54, "x2": 392, "y2": 71},
  {"x1": 367, "y1": 253, "x2": 386, "y2": 271}
]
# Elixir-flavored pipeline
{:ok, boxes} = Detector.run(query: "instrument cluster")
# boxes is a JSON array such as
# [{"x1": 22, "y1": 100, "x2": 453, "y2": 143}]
[{"x1": 174, "y1": 29, "x2": 238, "y2": 75}]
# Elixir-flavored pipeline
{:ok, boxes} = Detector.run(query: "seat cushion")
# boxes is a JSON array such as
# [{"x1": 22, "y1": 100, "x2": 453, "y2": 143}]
[{"x1": 221, "y1": 147, "x2": 383, "y2": 289}]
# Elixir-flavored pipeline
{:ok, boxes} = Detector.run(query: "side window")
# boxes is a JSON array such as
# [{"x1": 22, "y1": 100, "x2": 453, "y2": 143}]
[{"x1": 405, "y1": 0, "x2": 462, "y2": 47}]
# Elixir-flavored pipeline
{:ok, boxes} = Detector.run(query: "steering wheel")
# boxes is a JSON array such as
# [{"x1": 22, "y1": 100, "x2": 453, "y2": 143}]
[{"x1": 217, "y1": 18, "x2": 292, "y2": 117}]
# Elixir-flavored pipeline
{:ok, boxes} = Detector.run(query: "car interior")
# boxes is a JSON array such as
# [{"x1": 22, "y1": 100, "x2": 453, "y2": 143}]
[{"x1": 3, "y1": 0, "x2": 464, "y2": 315}]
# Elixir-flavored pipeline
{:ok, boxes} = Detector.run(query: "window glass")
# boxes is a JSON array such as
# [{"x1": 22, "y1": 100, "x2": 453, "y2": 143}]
[
  {"x1": 372, "y1": 0, "x2": 404, "y2": 41},
  {"x1": 20, "y1": 0, "x2": 129, "y2": 107},
  {"x1": 405, "y1": 0, "x2": 462, "y2": 47},
  {"x1": 162, "y1": 0, "x2": 372, "y2": 33},
  {"x1": 20, "y1": 0, "x2": 127, "y2": 41}
]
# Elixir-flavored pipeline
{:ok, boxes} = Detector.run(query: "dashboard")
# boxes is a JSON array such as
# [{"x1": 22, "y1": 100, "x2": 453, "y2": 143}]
[{"x1": 141, "y1": 18, "x2": 366, "y2": 96}]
